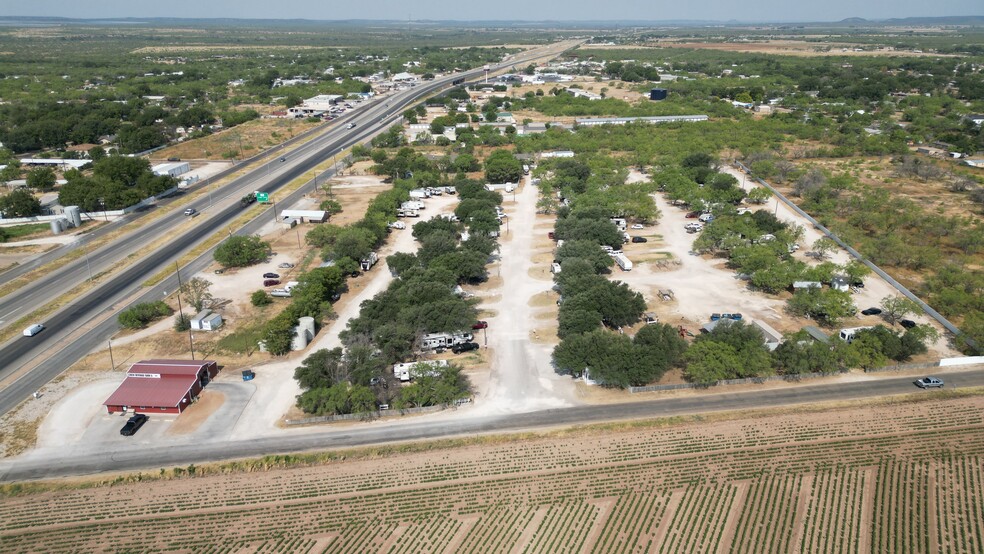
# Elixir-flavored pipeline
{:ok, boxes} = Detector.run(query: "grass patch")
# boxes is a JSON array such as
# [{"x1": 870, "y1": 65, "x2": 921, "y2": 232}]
[
  {"x1": 1, "y1": 222, "x2": 51, "y2": 240},
  {"x1": 216, "y1": 320, "x2": 270, "y2": 355}
]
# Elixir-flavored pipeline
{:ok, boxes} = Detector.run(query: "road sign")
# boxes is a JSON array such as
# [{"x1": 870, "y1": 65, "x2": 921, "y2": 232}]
[{"x1": 255, "y1": 192, "x2": 269, "y2": 203}]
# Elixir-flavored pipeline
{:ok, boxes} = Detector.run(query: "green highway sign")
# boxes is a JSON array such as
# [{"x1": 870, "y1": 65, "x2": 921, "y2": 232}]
[{"x1": 255, "y1": 192, "x2": 269, "y2": 203}]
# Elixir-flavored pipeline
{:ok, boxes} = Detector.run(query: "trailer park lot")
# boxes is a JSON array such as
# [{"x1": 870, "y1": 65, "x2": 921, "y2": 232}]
[{"x1": 1, "y1": 165, "x2": 963, "y2": 462}]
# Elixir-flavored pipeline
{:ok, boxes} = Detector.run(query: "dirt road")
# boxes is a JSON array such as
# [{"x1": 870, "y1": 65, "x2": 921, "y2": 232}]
[{"x1": 476, "y1": 179, "x2": 580, "y2": 414}]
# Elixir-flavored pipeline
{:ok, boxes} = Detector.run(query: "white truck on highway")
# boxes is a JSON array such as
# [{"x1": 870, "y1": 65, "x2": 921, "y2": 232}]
[{"x1": 613, "y1": 252, "x2": 633, "y2": 271}]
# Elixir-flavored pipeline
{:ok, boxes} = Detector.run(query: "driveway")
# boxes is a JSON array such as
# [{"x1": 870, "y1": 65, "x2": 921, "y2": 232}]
[{"x1": 476, "y1": 178, "x2": 580, "y2": 414}]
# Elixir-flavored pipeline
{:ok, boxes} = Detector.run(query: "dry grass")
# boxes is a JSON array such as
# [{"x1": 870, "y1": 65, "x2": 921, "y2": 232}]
[{"x1": 158, "y1": 118, "x2": 322, "y2": 161}]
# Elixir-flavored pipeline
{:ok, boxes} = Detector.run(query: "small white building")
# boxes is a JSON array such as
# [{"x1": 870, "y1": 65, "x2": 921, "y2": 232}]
[
  {"x1": 190, "y1": 310, "x2": 223, "y2": 331},
  {"x1": 152, "y1": 162, "x2": 190, "y2": 178},
  {"x1": 279, "y1": 210, "x2": 329, "y2": 223},
  {"x1": 540, "y1": 150, "x2": 575, "y2": 159}
]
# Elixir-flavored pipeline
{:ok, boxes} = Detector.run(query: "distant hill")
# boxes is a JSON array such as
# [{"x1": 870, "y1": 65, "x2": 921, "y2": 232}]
[{"x1": 0, "y1": 15, "x2": 983, "y2": 29}]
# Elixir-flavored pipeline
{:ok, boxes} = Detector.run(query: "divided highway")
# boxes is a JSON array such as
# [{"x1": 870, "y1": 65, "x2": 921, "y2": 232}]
[{"x1": 0, "y1": 41, "x2": 578, "y2": 415}]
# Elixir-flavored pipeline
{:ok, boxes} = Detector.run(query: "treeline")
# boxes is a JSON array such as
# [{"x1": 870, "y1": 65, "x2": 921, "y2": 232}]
[
  {"x1": 293, "y1": 155, "x2": 510, "y2": 416},
  {"x1": 544, "y1": 154, "x2": 687, "y2": 387},
  {"x1": 58, "y1": 155, "x2": 177, "y2": 211},
  {"x1": 745, "y1": 162, "x2": 984, "y2": 352}
]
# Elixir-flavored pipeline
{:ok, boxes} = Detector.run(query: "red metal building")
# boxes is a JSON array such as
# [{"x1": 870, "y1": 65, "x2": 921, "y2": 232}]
[{"x1": 103, "y1": 359, "x2": 219, "y2": 414}]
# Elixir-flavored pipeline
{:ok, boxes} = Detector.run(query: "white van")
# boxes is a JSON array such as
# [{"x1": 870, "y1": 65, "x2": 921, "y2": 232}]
[{"x1": 23, "y1": 324, "x2": 44, "y2": 337}]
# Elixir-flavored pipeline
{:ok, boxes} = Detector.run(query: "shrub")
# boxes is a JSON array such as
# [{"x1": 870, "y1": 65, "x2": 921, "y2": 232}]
[
  {"x1": 118, "y1": 301, "x2": 173, "y2": 329},
  {"x1": 251, "y1": 290, "x2": 272, "y2": 307}
]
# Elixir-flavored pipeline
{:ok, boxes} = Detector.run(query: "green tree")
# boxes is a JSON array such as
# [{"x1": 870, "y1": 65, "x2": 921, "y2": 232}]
[
  {"x1": 879, "y1": 295, "x2": 920, "y2": 325},
  {"x1": 787, "y1": 288, "x2": 856, "y2": 326},
  {"x1": 26, "y1": 167, "x2": 57, "y2": 192},
  {"x1": 684, "y1": 341, "x2": 742, "y2": 385},
  {"x1": 0, "y1": 189, "x2": 42, "y2": 217},
  {"x1": 555, "y1": 240, "x2": 613, "y2": 273},
  {"x1": 179, "y1": 277, "x2": 213, "y2": 312},
  {"x1": 484, "y1": 149, "x2": 523, "y2": 183},
  {"x1": 295, "y1": 347, "x2": 345, "y2": 390},
  {"x1": 812, "y1": 237, "x2": 837, "y2": 260},
  {"x1": 261, "y1": 312, "x2": 296, "y2": 356},
  {"x1": 250, "y1": 290, "x2": 272, "y2": 307},
  {"x1": 214, "y1": 235, "x2": 270, "y2": 268}
]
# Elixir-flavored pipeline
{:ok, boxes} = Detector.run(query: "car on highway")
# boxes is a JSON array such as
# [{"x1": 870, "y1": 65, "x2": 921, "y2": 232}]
[
  {"x1": 861, "y1": 307, "x2": 882, "y2": 316},
  {"x1": 183, "y1": 208, "x2": 196, "y2": 216},
  {"x1": 472, "y1": 321, "x2": 488, "y2": 330},
  {"x1": 346, "y1": 122, "x2": 356, "y2": 129},
  {"x1": 277, "y1": 262, "x2": 294, "y2": 269},
  {"x1": 167, "y1": 157, "x2": 181, "y2": 162},
  {"x1": 23, "y1": 324, "x2": 44, "y2": 337},
  {"x1": 280, "y1": 157, "x2": 286, "y2": 162},
  {"x1": 263, "y1": 279, "x2": 281, "y2": 287},
  {"x1": 262, "y1": 272, "x2": 280, "y2": 279},
  {"x1": 914, "y1": 377, "x2": 944, "y2": 389},
  {"x1": 630, "y1": 224, "x2": 644, "y2": 229},
  {"x1": 631, "y1": 236, "x2": 648, "y2": 243},
  {"x1": 900, "y1": 319, "x2": 917, "y2": 329},
  {"x1": 120, "y1": 413, "x2": 148, "y2": 436},
  {"x1": 451, "y1": 342, "x2": 480, "y2": 354}
]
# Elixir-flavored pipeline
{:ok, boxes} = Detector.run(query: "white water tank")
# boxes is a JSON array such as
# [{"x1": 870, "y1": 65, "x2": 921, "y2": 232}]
[
  {"x1": 64, "y1": 206, "x2": 82, "y2": 228},
  {"x1": 298, "y1": 316, "x2": 316, "y2": 341},
  {"x1": 49, "y1": 218, "x2": 65, "y2": 234},
  {"x1": 290, "y1": 325, "x2": 309, "y2": 351}
]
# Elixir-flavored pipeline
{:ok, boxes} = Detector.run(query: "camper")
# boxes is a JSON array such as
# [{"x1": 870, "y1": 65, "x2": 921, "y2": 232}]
[
  {"x1": 420, "y1": 332, "x2": 474, "y2": 350},
  {"x1": 409, "y1": 188, "x2": 430, "y2": 199},
  {"x1": 284, "y1": 281, "x2": 300, "y2": 293},
  {"x1": 613, "y1": 252, "x2": 633, "y2": 272},
  {"x1": 393, "y1": 359, "x2": 449, "y2": 382},
  {"x1": 839, "y1": 326, "x2": 874, "y2": 343},
  {"x1": 360, "y1": 252, "x2": 379, "y2": 271},
  {"x1": 610, "y1": 218, "x2": 627, "y2": 231}
]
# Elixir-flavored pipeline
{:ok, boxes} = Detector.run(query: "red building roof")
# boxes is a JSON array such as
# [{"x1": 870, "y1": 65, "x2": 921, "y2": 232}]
[{"x1": 103, "y1": 360, "x2": 215, "y2": 410}]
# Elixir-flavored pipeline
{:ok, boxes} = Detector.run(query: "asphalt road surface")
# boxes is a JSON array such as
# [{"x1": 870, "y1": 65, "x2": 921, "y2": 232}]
[
  {"x1": 1, "y1": 368, "x2": 980, "y2": 482},
  {"x1": 0, "y1": 40, "x2": 576, "y2": 415}
]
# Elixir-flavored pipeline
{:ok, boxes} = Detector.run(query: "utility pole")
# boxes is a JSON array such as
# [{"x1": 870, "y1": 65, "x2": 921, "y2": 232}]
[
  {"x1": 108, "y1": 340, "x2": 115, "y2": 371},
  {"x1": 174, "y1": 262, "x2": 195, "y2": 360}
]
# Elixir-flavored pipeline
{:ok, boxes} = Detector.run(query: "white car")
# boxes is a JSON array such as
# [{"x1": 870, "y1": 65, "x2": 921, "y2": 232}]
[
  {"x1": 23, "y1": 324, "x2": 44, "y2": 337},
  {"x1": 388, "y1": 221, "x2": 406, "y2": 230},
  {"x1": 630, "y1": 224, "x2": 644, "y2": 230}
]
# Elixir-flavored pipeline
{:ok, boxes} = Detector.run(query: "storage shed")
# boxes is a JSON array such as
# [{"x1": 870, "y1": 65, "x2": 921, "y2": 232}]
[
  {"x1": 190, "y1": 310, "x2": 223, "y2": 331},
  {"x1": 103, "y1": 359, "x2": 219, "y2": 414}
]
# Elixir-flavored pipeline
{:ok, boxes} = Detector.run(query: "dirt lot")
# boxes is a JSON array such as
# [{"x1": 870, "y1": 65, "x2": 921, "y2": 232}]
[
  {"x1": 157, "y1": 117, "x2": 322, "y2": 162},
  {"x1": 590, "y1": 40, "x2": 960, "y2": 58},
  {"x1": 3, "y1": 392, "x2": 982, "y2": 552}
]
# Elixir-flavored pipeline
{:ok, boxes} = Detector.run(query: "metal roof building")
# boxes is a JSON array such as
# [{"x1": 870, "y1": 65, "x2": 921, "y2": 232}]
[
  {"x1": 103, "y1": 359, "x2": 218, "y2": 414},
  {"x1": 574, "y1": 115, "x2": 708, "y2": 126}
]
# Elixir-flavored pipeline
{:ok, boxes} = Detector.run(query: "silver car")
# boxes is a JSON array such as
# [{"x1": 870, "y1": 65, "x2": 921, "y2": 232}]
[{"x1": 914, "y1": 377, "x2": 944, "y2": 389}]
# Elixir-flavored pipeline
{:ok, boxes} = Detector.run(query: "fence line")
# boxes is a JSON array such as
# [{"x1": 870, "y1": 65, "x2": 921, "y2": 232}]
[
  {"x1": 733, "y1": 160, "x2": 975, "y2": 351},
  {"x1": 629, "y1": 361, "x2": 939, "y2": 393},
  {"x1": 285, "y1": 398, "x2": 471, "y2": 426}
]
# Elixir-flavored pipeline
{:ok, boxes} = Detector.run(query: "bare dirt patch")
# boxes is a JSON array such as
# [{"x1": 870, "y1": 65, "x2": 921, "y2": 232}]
[
  {"x1": 594, "y1": 40, "x2": 960, "y2": 58},
  {"x1": 158, "y1": 118, "x2": 322, "y2": 161}
]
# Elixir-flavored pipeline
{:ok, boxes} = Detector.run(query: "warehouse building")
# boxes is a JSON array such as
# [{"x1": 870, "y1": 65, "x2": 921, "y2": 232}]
[
  {"x1": 103, "y1": 359, "x2": 219, "y2": 414},
  {"x1": 152, "y1": 162, "x2": 190, "y2": 178}
]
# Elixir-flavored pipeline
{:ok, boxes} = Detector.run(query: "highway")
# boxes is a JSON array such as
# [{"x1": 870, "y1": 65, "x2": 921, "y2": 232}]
[
  {"x1": 1, "y1": 368, "x2": 980, "y2": 482},
  {"x1": 0, "y1": 40, "x2": 578, "y2": 415}
]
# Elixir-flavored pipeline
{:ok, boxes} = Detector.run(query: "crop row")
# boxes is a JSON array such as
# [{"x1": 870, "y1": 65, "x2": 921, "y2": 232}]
[{"x1": 3, "y1": 400, "x2": 981, "y2": 533}]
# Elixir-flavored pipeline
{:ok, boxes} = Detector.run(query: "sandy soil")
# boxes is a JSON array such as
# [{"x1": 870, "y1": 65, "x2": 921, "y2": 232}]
[
  {"x1": 590, "y1": 40, "x2": 960, "y2": 58},
  {"x1": 3, "y1": 394, "x2": 982, "y2": 552}
]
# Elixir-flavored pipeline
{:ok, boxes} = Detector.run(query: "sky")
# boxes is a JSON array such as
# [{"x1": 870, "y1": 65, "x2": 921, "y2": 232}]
[{"x1": 5, "y1": 0, "x2": 983, "y2": 22}]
